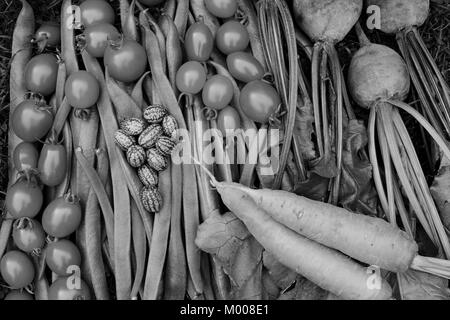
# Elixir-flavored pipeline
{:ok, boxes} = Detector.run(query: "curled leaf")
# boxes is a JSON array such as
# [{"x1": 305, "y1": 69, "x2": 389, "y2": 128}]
[
  {"x1": 195, "y1": 212, "x2": 263, "y2": 300},
  {"x1": 339, "y1": 119, "x2": 378, "y2": 216}
]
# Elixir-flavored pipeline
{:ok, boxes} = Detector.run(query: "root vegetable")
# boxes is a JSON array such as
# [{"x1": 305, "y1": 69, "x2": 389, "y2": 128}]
[
  {"x1": 293, "y1": 0, "x2": 362, "y2": 43},
  {"x1": 227, "y1": 184, "x2": 418, "y2": 272},
  {"x1": 213, "y1": 180, "x2": 393, "y2": 300},
  {"x1": 366, "y1": 0, "x2": 450, "y2": 139},
  {"x1": 289, "y1": 0, "x2": 362, "y2": 202},
  {"x1": 349, "y1": 25, "x2": 450, "y2": 261}
]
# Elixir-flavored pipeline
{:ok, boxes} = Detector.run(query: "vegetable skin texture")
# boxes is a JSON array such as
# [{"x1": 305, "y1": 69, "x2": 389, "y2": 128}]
[
  {"x1": 348, "y1": 43, "x2": 410, "y2": 108},
  {"x1": 217, "y1": 183, "x2": 393, "y2": 300},
  {"x1": 1, "y1": 0, "x2": 35, "y2": 262},
  {"x1": 293, "y1": 0, "x2": 362, "y2": 43},
  {"x1": 236, "y1": 185, "x2": 418, "y2": 273},
  {"x1": 365, "y1": 0, "x2": 429, "y2": 34}
]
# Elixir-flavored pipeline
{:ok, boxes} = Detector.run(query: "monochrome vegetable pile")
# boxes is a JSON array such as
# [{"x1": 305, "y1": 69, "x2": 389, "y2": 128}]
[{"x1": 1, "y1": 0, "x2": 450, "y2": 300}]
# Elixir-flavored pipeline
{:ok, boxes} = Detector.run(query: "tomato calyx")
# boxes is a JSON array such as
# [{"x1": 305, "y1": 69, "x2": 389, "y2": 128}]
[
  {"x1": 46, "y1": 235, "x2": 58, "y2": 244},
  {"x1": 15, "y1": 170, "x2": 40, "y2": 189},
  {"x1": 45, "y1": 130, "x2": 64, "y2": 146},
  {"x1": 235, "y1": 9, "x2": 248, "y2": 26},
  {"x1": 13, "y1": 218, "x2": 43, "y2": 257},
  {"x1": 74, "y1": 108, "x2": 91, "y2": 121},
  {"x1": 32, "y1": 34, "x2": 49, "y2": 54},
  {"x1": 13, "y1": 217, "x2": 34, "y2": 231},
  {"x1": 107, "y1": 34, "x2": 126, "y2": 51},
  {"x1": 63, "y1": 190, "x2": 80, "y2": 205},
  {"x1": 23, "y1": 94, "x2": 54, "y2": 116},
  {"x1": 267, "y1": 103, "x2": 286, "y2": 128}
]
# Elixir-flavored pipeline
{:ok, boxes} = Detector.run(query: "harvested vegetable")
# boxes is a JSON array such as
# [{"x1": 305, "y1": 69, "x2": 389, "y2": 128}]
[
  {"x1": 291, "y1": 0, "x2": 362, "y2": 201},
  {"x1": 349, "y1": 25, "x2": 450, "y2": 260},
  {"x1": 367, "y1": 0, "x2": 450, "y2": 139}
]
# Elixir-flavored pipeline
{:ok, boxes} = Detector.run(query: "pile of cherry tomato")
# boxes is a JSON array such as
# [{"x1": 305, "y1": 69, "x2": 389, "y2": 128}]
[{"x1": 175, "y1": 0, "x2": 282, "y2": 133}]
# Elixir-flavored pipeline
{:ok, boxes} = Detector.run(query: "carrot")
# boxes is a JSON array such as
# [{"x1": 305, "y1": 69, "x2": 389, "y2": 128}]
[
  {"x1": 213, "y1": 180, "x2": 393, "y2": 300},
  {"x1": 220, "y1": 182, "x2": 417, "y2": 273},
  {"x1": 143, "y1": 164, "x2": 172, "y2": 300},
  {"x1": 1, "y1": 0, "x2": 35, "y2": 262},
  {"x1": 82, "y1": 51, "x2": 132, "y2": 300}
]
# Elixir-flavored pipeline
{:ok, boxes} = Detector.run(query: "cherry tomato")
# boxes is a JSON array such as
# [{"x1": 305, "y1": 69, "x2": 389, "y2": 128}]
[
  {"x1": 239, "y1": 80, "x2": 281, "y2": 124},
  {"x1": 217, "y1": 106, "x2": 241, "y2": 136},
  {"x1": 0, "y1": 251, "x2": 35, "y2": 289},
  {"x1": 176, "y1": 61, "x2": 207, "y2": 94},
  {"x1": 104, "y1": 39, "x2": 147, "y2": 83},
  {"x1": 48, "y1": 277, "x2": 91, "y2": 300},
  {"x1": 12, "y1": 218, "x2": 45, "y2": 253},
  {"x1": 80, "y1": 0, "x2": 115, "y2": 27},
  {"x1": 202, "y1": 75, "x2": 234, "y2": 110},
  {"x1": 11, "y1": 100, "x2": 54, "y2": 142},
  {"x1": 38, "y1": 143, "x2": 67, "y2": 187},
  {"x1": 6, "y1": 180, "x2": 43, "y2": 219},
  {"x1": 138, "y1": 0, "x2": 165, "y2": 6},
  {"x1": 13, "y1": 142, "x2": 39, "y2": 172},
  {"x1": 65, "y1": 71, "x2": 100, "y2": 109},
  {"x1": 24, "y1": 54, "x2": 58, "y2": 96},
  {"x1": 4, "y1": 290, "x2": 34, "y2": 300},
  {"x1": 205, "y1": 0, "x2": 238, "y2": 18},
  {"x1": 226, "y1": 52, "x2": 265, "y2": 83},
  {"x1": 42, "y1": 195, "x2": 82, "y2": 238},
  {"x1": 184, "y1": 22, "x2": 214, "y2": 62},
  {"x1": 216, "y1": 20, "x2": 250, "y2": 55},
  {"x1": 83, "y1": 23, "x2": 120, "y2": 58},
  {"x1": 34, "y1": 23, "x2": 61, "y2": 47},
  {"x1": 46, "y1": 240, "x2": 81, "y2": 276}
]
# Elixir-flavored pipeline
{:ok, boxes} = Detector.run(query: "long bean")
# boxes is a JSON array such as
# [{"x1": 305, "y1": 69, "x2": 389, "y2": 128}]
[
  {"x1": 130, "y1": 200, "x2": 147, "y2": 300},
  {"x1": 82, "y1": 51, "x2": 132, "y2": 300},
  {"x1": 85, "y1": 189, "x2": 110, "y2": 300},
  {"x1": 1, "y1": 0, "x2": 35, "y2": 261},
  {"x1": 105, "y1": 69, "x2": 142, "y2": 120},
  {"x1": 143, "y1": 165, "x2": 172, "y2": 300},
  {"x1": 124, "y1": 0, "x2": 140, "y2": 42},
  {"x1": 174, "y1": 0, "x2": 189, "y2": 37},
  {"x1": 164, "y1": 163, "x2": 187, "y2": 300},
  {"x1": 160, "y1": 14, "x2": 182, "y2": 94}
]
